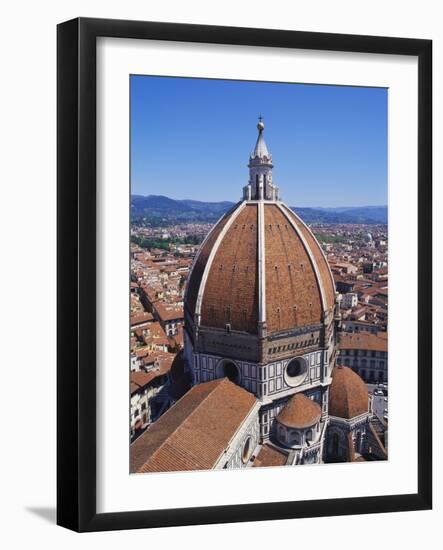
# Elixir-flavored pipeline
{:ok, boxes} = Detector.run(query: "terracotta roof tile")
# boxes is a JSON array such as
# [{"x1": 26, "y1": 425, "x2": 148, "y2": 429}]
[
  {"x1": 284, "y1": 207, "x2": 336, "y2": 310},
  {"x1": 130, "y1": 378, "x2": 257, "y2": 473},
  {"x1": 155, "y1": 303, "x2": 184, "y2": 322},
  {"x1": 265, "y1": 205, "x2": 323, "y2": 332},
  {"x1": 253, "y1": 444, "x2": 288, "y2": 467},
  {"x1": 201, "y1": 204, "x2": 258, "y2": 332},
  {"x1": 329, "y1": 366, "x2": 369, "y2": 419},
  {"x1": 340, "y1": 332, "x2": 387, "y2": 352},
  {"x1": 276, "y1": 393, "x2": 321, "y2": 429},
  {"x1": 130, "y1": 362, "x2": 171, "y2": 394},
  {"x1": 130, "y1": 311, "x2": 154, "y2": 326},
  {"x1": 184, "y1": 201, "x2": 335, "y2": 336},
  {"x1": 185, "y1": 205, "x2": 239, "y2": 316}
]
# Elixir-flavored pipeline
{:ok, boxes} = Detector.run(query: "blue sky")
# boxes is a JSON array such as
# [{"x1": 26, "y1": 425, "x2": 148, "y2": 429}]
[{"x1": 131, "y1": 75, "x2": 387, "y2": 207}]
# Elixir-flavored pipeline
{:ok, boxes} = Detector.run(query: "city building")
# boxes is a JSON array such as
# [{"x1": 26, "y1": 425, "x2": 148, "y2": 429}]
[
  {"x1": 341, "y1": 319, "x2": 383, "y2": 334},
  {"x1": 341, "y1": 292, "x2": 358, "y2": 309},
  {"x1": 154, "y1": 302, "x2": 184, "y2": 336},
  {"x1": 130, "y1": 359, "x2": 173, "y2": 441},
  {"x1": 337, "y1": 332, "x2": 388, "y2": 383}
]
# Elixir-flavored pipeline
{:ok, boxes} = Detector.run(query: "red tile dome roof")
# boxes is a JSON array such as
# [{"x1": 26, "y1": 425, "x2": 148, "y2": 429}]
[
  {"x1": 276, "y1": 393, "x2": 322, "y2": 429},
  {"x1": 328, "y1": 366, "x2": 369, "y2": 419},
  {"x1": 185, "y1": 201, "x2": 335, "y2": 335}
]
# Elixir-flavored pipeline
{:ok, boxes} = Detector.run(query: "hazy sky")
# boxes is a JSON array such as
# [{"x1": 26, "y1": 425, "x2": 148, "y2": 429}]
[{"x1": 131, "y1": 75, "x2": 387, "y2": 207}]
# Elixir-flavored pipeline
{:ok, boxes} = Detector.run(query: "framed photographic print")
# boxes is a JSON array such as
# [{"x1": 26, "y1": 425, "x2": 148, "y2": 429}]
[{"x1": 57, "y1": 17, "x2": 432, "y2": 532}]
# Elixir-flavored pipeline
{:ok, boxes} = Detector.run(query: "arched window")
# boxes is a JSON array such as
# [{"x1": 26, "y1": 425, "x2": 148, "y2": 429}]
[{"x1": 222, "y1": 361, "x2": 239, "y2": 383}]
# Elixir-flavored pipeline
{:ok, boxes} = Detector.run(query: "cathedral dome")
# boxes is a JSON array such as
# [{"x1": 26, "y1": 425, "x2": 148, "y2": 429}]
[
  {"x1": 276, "y1": 393, "x2": 322, "y2": 429},
  {"x1": 328, "y1": 366, "x2": 369, "y2": 419},
  {"x1": 184, "y1": 121, "x2": 335, "y2": 337}
]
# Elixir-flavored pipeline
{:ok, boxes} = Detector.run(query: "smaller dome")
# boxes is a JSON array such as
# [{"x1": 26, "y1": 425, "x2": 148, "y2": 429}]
[
  {"x1": 276, "y1": 393, "x2": 321, "y2": 429},
  {"x1": 329, "y1": 366, "x2": 369, "y2": 419}
]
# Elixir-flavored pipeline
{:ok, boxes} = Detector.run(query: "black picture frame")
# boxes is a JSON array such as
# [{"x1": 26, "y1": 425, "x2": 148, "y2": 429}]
[{"x1": 57, "y1": 17, "x2": 432, "y2": 532}]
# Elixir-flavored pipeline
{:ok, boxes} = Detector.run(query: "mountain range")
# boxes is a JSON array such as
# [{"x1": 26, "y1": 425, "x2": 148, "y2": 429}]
[{"x1": 131, "y1": 195, "x2": 387, "y2": 225}]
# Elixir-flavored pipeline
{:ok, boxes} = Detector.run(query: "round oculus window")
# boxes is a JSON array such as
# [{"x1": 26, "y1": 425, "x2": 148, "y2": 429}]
[
  {"x1": 284, "y1": 357, "x2": 308, "y2": 387},
  {"x1": 242, "y1": 436, "x2": 252, "y2": 464}
]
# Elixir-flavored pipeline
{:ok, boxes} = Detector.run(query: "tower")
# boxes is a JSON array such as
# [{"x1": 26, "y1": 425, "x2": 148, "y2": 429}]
[{"x1": 183, "y1": 119, "x2": 340, "y2": 465}]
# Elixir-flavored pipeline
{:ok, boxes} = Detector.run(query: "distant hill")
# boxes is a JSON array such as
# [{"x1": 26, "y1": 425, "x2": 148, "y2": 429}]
[
  {"x1": 131, "y1": 195, "x2": 387, "y2": 225},
  {"x1": 312, "y1": 206, "x2": 388, "y2": 224},
  {"x1": 179, "y1": 199, "x2": 235, "y2": 214},
  {"x1": 294, "y1": 206, "x2": 387, "y2": 224},
  {"x1": 131, "y1": 195, "x2": 237, "y2": 223}
]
